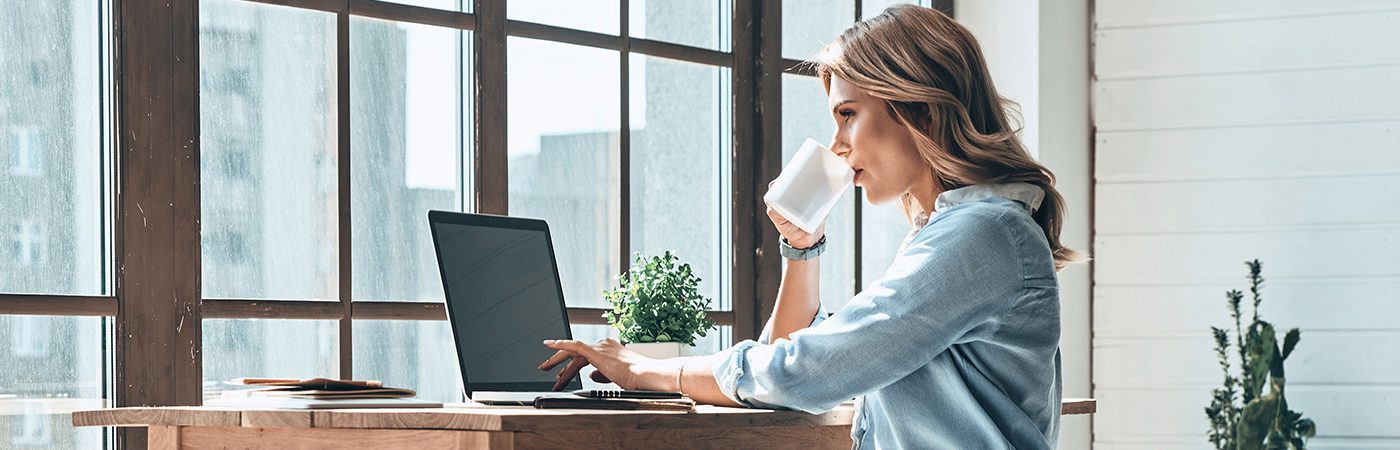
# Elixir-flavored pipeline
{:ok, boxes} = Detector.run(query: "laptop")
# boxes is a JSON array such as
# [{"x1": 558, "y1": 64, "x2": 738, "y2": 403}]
[{"x1": 427, "y1": 211, "x2": 582, "y2": 405}]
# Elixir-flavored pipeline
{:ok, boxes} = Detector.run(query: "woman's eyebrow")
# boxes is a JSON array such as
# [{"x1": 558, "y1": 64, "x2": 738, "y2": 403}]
[{"x1": 830, "y1": 99, "x2": 856, "y2": 115}]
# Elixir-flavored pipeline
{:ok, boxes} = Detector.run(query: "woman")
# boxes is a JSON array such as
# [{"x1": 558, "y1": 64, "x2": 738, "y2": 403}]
[{"x1": 538, "y1": 5, "x2": 1081, "y2": 448}]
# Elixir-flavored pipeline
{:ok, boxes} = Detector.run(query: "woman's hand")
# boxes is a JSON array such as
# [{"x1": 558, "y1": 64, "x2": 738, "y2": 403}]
[
  {"x1": 766, "y1": 182, "x2": 826, "y2": 249},
  {"x1": 537, "y1": 338, "x2": 675, "y2": 391}
]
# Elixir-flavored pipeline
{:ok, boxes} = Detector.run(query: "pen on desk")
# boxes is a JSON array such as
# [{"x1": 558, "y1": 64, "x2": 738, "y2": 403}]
[{"x1": 571, "y1": 389, "x2": 685, "y2": 399}]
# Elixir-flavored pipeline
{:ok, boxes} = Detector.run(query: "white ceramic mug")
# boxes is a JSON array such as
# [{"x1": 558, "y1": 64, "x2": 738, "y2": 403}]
[{"x1": 762, "y1": 138, "x2": 854, "y2": 233}]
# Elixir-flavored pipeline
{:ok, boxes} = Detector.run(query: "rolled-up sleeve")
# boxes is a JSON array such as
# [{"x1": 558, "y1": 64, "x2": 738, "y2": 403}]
[{"x1": 712, "y1": 206, "x2": 1025, "y2": 413}]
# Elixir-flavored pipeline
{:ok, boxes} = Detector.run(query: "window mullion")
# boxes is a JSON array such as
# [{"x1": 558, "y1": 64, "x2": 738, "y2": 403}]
[
  {"x1": 474, "y1": 0, "x2": 508, "y2": 215},
  {"x1": 336, "y1": 7, "x2": 353, "y2": 381},
  {"x1": 619, "y1": 0, "x2": 632, "y2": 286}
]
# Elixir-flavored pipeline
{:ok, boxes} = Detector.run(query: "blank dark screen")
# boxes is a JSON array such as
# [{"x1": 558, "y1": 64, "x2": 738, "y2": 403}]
[{"x1": 433, "y1": 221, "x2": 576, "y2": 389}]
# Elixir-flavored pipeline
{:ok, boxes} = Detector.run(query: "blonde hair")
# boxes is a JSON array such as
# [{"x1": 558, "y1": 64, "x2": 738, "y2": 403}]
[{"x1": 814, "y1": 4, "x2": 1084, "y2": 271}]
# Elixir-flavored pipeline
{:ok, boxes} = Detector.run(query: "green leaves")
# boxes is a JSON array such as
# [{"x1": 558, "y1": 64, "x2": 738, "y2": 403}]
[
  {"x1": 1281, "y1": 328, "x2": 1300, "y2": 360},
  {"x1": 1205, "y1": 260, "x2": 1316, "y2": 450},
  {"x1": 1243, "y1": 321, "x2": 1276, "y2": 401},
  {"x1": 1237, "y1": 393, "x2": 1279, "y2": 450},
  {"x1": 602, "y1": 251, "x2": 717, "y2": 346}
]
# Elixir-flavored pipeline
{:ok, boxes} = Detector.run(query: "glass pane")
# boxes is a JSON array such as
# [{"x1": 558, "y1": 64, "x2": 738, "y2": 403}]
[
  {"x1": 0, "y1": 315, "x2": 106, "y2": 448},
  {"x1": 629, "y1": 54, "x2": 731, "y2": 310},
  {"x1": 507, "y1": 38, "x2": 621, "y2": 308},
  {"x1": 203, "y1": 319, "x2": 339, "y2": 400},
  {"x1": 508, "y1": 0, "x2": 619, "y2": 36},
  {"x1": 354, "y1": 320, "x2": 462, "y2": 403},
  {"x1": 0, "y1": 0, "x2": 106, "y2": 296},
  {"x1": 629, "y1": 0, "x2": 730, "y2": 52},
  {"x1": 351, "y1": 18, "x2": 468, "y2": 302},
  {"x1": 200, "y1": 0, "x2": 339, "y2": 301},
  {"x1": 861, "y1": 200, "x2": 912, "y2": 288},
  {"x1": 782, "y1": 0, "x2": 855, "y2": 60},
  {"x1": 781, "y1": 74, "x2": 855, "y2": 310}
]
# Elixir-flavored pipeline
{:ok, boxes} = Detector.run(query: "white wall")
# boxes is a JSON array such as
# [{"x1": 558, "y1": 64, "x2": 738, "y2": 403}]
[
  {"x1": 1093, "y1": 0, "x2": 1400, "y2": 448},
  {"x1": 957, "y1": 1, "x2": 1094, "y2": 449}
]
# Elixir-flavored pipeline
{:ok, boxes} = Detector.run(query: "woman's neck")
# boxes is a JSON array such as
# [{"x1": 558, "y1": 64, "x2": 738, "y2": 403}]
[{"x1": 908, "y1": 176, "x2": 941, "y2": 217}]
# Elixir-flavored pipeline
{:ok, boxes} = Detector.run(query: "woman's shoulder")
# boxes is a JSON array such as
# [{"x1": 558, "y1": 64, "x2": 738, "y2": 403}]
[
  {"x1": 913, "y1": 197, "x2": 1050, "y2": 263},
  {"x1": 916, "y1": 197, "x2": 1032, "y2": 242}
]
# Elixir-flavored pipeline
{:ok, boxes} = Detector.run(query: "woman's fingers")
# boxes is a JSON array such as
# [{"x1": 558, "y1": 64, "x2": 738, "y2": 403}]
[
  {"x1": 544, "y1": 339, "x2": 602, "y2": 361},
  {"x1": 537, "y1": 349, "x2": 575, "y2": 370},
  {"x1": 552, "y1": 356, "x2": 590, "y2": 391}
]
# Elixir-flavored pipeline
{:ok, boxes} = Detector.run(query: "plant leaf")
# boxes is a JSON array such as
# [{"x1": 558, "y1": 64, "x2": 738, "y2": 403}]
[{"x1": 1281, "y1": 328, "x2": 1300, "y2": 360}]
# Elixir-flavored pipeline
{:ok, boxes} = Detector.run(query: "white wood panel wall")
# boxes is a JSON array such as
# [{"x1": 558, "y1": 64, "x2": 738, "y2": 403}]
[{"x1": 1092, "y1": 0, "x2": 1400, "y2": 448}]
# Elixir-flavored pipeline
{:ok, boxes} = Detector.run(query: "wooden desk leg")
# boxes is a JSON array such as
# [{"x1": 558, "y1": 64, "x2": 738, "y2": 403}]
[{"x1": 148, "y1": 426, "x2": 182, "y2": 449}]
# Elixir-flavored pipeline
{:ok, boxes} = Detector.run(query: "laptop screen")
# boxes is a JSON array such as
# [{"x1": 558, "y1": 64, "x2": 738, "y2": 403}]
[{"x1": 429, "y1": 212, "x2": 580, "y2": 393}]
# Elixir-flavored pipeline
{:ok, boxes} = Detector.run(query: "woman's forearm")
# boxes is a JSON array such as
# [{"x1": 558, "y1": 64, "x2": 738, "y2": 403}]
[
  {"x1": 640, "y1": 354, "x2": 742, "y2": 407},
  {"x1": 766, "y1": 258, "x2": 822, "y2": 342}
]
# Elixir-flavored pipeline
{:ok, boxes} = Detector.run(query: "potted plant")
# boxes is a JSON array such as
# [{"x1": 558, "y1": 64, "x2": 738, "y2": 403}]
[
  {"x1": 1205, "y1": 260, "x2": 1317, "y2": 450},
  {"x1": 603, "y1": 251, "x2": 717, "y2": 359}
]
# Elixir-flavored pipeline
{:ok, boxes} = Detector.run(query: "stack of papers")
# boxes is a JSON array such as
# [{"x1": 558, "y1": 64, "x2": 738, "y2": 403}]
[
  {"x1": 205, "y1": 378, "x2": 442, "y2": 410},
  {"x1": 230, "y1": 377, "x2": 418, "y2": 399}
]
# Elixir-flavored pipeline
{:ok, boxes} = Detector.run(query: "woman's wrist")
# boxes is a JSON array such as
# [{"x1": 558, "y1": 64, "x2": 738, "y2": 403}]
[
  {"x1": 780, "y1": 235, "x2": 827, "y2": 260},
  {"x1": 636, "y1": 357, "x2": 686, "y2": 392}
]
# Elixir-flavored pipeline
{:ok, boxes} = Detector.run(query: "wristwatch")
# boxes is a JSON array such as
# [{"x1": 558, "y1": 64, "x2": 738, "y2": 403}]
[{"x1": 779, "y1": 235, "x2": 827, "y2": 260}]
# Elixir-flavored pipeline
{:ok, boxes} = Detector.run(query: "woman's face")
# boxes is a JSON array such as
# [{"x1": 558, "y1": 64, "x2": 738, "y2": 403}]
[{"x1": 827, "y1": 75, "x2": 928, "y2": 206}]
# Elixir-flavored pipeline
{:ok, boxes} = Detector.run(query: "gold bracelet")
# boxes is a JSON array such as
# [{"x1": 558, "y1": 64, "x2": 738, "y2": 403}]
[{"x1": 676, "y1": 359, "x2": 686, "y2": 394}]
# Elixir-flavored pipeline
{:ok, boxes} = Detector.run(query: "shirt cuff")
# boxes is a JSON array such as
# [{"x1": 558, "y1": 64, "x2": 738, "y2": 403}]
[{"x1": 713, "y1": 339, "x2": 760, "y2": 407}]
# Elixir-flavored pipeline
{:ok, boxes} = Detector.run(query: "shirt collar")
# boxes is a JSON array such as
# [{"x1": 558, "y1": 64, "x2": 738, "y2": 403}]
[
  {"x1": 935, "y1": 182, "x2": 1045, "y2": 213},
  {"x1": 909, "y1": 182, "x2": 1043, "y2": 227}
]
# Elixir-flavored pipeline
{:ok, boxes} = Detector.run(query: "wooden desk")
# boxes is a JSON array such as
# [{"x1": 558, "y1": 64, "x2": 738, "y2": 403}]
[{"x1": 74, "y1": 399, "x2": 1096, "y2": 449}]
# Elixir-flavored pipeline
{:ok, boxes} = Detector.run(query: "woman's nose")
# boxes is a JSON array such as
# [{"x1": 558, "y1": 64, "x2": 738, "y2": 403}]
[{"x1": 829, "y1": 139, "x2": 850, "y2": 158}]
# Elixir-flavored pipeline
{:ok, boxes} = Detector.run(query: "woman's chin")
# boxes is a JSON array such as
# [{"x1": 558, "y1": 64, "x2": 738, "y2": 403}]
[{"x1": 862, "y1": 187, "x2": 896, "y2": 205}]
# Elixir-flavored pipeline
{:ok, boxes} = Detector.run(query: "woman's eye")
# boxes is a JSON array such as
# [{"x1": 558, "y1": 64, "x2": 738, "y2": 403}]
[{"x1": 839, "y1": 110, "x2": 855, "y2": 120}]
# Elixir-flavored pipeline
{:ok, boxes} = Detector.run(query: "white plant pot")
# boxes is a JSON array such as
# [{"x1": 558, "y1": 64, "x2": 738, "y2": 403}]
[{"x1": 626, "y1": 342, "x2": 694, "y2": 359}]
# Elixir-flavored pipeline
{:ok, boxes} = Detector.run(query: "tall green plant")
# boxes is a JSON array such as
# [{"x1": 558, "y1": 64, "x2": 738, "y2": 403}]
[
  {"x1": 603, "y1": 251, "x2": 716, "y2": 346},
  {"x1": 1206, "y1": 260, "x2": 1316, "y2": 450}
]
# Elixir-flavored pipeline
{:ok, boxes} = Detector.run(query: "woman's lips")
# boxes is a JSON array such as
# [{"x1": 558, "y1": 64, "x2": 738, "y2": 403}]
[{"x1": 853, "y1": 169, "x2": 864, "y2": 186}]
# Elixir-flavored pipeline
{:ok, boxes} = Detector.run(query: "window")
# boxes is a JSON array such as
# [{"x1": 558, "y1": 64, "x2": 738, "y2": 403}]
[
  {"x1": 11, "y1": 315, "x2": 52, "y2": 357},
  {"x1": 350, "y1": 17, "x2": 468, "y2": 303},
  {"x1": 203, "y1": 319, "x2": 340, "y2": 399},
  {"x1": 509, "y1": 0, "x2": 619, "y2": 35},
  {"x1": 200, "y1": 0, "x2": 339, "y2": 302},
  {"x1": 508, "y1": 37, "x2": 622, "y2": 309},
  {"x1": 7, "y1": 127, "x2": 42, "y2": 177},
  {"x1": 9, "y1": 221, "x2": 47, "y2": 268},
  {"x1": 14, "y1": 401, "x2": 54, "y2": 447},
  {"x1": 348, "y1": 14, "x2": 472, "y2": 398},
  {"x1": 0, "y1": 316, "x2": 108, "y2": 449},
  {"x1": 196, "y1": 0, "x2": 479, "y2": 401},
  {"x1": 629, "y1": 54, "x2": 733, "y2": 309},
  {"x1": 0, "y1": 0, "x2": 111, "y2": 446}
]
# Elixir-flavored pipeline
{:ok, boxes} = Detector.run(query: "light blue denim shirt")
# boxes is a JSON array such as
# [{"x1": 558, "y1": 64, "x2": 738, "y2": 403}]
[{"x1": 714, "y1": 183, "x2": 1062, "y2": 449}]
